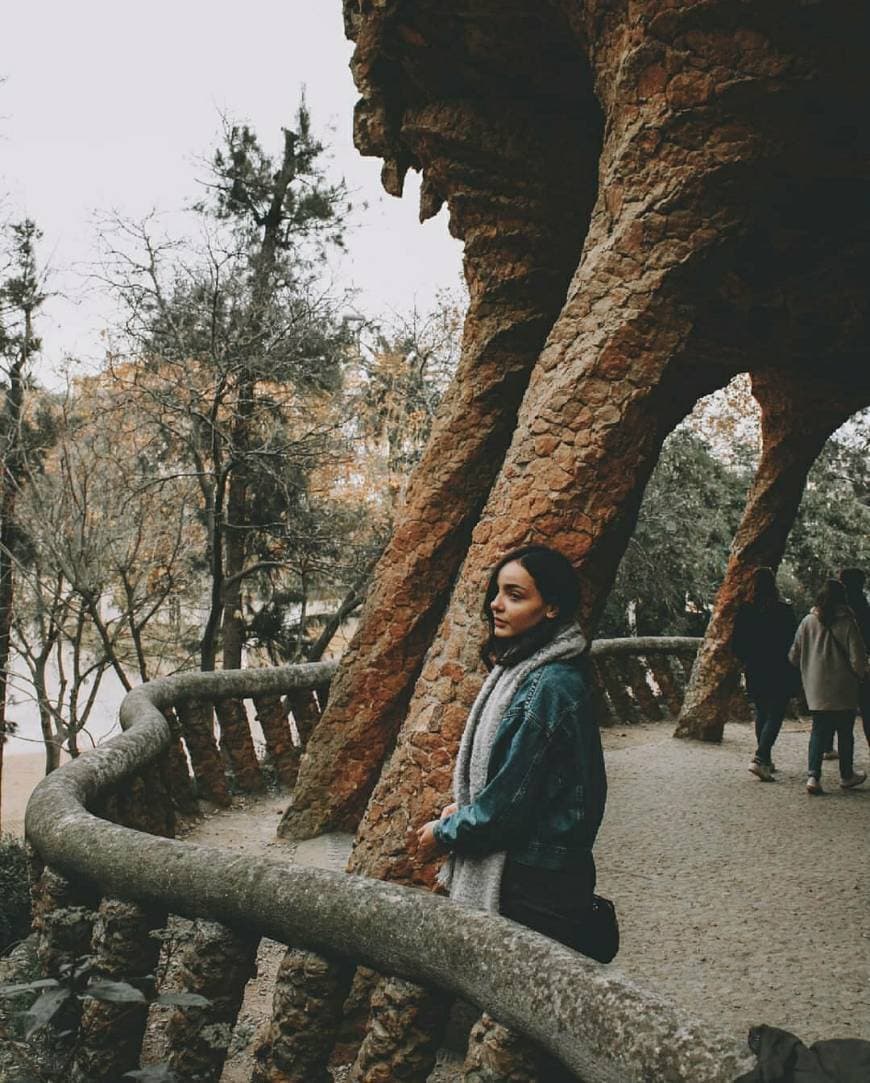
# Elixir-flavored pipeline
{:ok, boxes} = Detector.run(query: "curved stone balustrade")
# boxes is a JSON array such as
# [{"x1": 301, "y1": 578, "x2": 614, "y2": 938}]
[{"x1": 23, "y1": 644, "x2": 755, "y2": 1083}]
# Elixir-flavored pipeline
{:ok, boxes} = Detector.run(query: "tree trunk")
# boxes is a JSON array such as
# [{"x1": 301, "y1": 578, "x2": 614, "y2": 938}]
[
  {"x1": 0, "y1": 328, "x2": 29, "y2": 831},
  {"x1": 674, "y1": 372, "x2": 866, "y2": 741},
  {"x1": 279, "y1": 83, "x2": 601, "y2": 840}
]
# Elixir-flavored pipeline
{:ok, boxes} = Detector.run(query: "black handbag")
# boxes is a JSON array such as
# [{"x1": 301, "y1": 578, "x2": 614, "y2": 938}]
[{"x1": 573, "y1": 893, "x2": 619, "y2": 963}]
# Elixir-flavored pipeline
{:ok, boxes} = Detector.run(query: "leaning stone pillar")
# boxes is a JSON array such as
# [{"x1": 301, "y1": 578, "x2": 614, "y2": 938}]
[
  {"x1": 251, "y1": 948, "x2": 354, "y2": 1083},
  {"x1": 165, "y1": 920, "x2": 258, "y2": 1082},
  {"x1": 279, "y1": 10, "x2": 600, "y2": 840},
  {"x1": 254, "y1": 694, "x2": 300, "y2": 787},
  {"x1": 176, "y1": 701, "x2": 231, "y2": 807},
  {"x1": 349, "y1": 974, "x2": 450, "y2": 1083},
  {"x1": 215, "y1": 697, "x2": 264, "y2": 793},
  {"x1": 462, "y1": 1013, "x2": 557, "y2": 1083},
  {"x1": 675, "y1": 371, "x2": 861, "y2": 741},
  {"x1": 71, "y1": 899, "x2": 165, "y2": 1083}
]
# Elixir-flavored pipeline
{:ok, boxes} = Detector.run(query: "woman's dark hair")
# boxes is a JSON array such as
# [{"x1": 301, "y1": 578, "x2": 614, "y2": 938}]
[
  {"x1": 815, "y1": 578, "x2": 848, "y2": 626},
  {"x1": 750, "y1": 566, "x2": 779, "y2": 609},
  {"x1": 481, "y1": 545, "x2": 582, "y2": 666}
]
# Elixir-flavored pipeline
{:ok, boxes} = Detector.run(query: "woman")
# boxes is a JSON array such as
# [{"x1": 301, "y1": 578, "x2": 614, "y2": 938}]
[
  {"x1": 415, "y1": 545, "x2": 608, "y2": 953},
  {"x1": 789, "y1": 579, "x2": 867, "y2": 795},
  {"x1": 731, "y1": 567, "x2": 798, "y2": 782}
]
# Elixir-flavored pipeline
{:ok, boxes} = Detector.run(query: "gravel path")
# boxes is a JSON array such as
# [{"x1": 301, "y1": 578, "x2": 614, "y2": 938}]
[
  {"x1": 596, "y1": 720, "x2": 870, "y2": 1047},
  {"x1": 178, "y1": 719, "x2": 869, "y2": 1079}
]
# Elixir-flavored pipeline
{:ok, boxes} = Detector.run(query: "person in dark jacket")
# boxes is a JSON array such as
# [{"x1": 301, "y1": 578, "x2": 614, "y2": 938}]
[
  {"x1": 731, "y1": 567, "x2": 798, "y2": 782},
  {"x1": 415, "y1": 545, "x2": 608, "y2": 953}
]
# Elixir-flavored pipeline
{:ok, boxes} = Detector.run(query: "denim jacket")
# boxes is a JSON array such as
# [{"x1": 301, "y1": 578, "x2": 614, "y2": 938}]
[{"x1": 433, "y1": 658, "x2": 606, "y2": 871}]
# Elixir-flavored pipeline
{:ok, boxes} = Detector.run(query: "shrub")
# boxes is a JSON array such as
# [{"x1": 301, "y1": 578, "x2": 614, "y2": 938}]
[{"x1": 0, "y1": 834, "x2": 32, "y2": 953}]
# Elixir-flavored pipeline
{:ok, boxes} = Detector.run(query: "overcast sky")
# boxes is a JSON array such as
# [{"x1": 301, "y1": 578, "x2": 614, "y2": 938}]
[{"x1": 1, "y1": 1, "x2": 463, "y2": 383}]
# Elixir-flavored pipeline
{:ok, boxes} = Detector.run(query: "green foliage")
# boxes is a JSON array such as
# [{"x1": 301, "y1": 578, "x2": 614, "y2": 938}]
[
  {"x1": 600, "y1": 430, "x2": 751, "y2": 636},
  {"x1": 782, "y1": 423, "x2": 870, "y2": 614},
  {"x1": 0, "y1": 834, "x2": 31, "y2": 953},
  {"x1": 600, "y1": 411, "x2": 870, "y2": 637}
]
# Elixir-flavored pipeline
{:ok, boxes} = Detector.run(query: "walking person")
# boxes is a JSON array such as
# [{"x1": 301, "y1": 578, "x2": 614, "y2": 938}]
[
  {"x1": 732, "y1": 567, "x2": 798, "y2": 782},
  {"x1": 822, "y1": 568, "x2": 870, "y2": 759},
  {"x1": 789, "y1": 579, "x2": 867, "y2": 795}
]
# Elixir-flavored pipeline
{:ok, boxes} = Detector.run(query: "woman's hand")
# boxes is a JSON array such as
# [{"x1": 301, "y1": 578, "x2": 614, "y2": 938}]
[
  {"x1": 440, "y1": 802, "x2": 458, "y2": 820},
  {"x1": 416, "y1": 820, "x2": 442, "y2": 860}
]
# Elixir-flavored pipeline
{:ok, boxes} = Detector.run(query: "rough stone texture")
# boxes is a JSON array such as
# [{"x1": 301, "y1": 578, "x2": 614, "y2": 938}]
[
  {"x1": 675, "y1": 371, "x2": 868, "y2": 740},
  {"x1": 344, "y1": 0, "x2": 870, "y2": 883},
  {"x1": 31, "y1": 867, "x2": 96, "y2": 978},
  {"x1": 252, "y1": 948, "x2": 354, "y2": 1083},
  {"x1": 462, "y1": 1013, "x2": 554, "y2": 1083},
  {"x1": 350, "y1": 974, "x2": 450, "y2": 1082},
  {"x1": 165, "y1": 919, "x2": 259, "y2": 1082},
  {"x1": 71, "y1": 899, "x2": 165, "y2": 1083},
  {"x1": 331, "y1": 965, "x2": 381, "y2": 1066},
  {"x1": 165, "y1": 711, "x2": 199, "y2": 816},
  {"x1": 177, "y1": 700, "x2": 231, "y2": 806},
  {"x1": 646, "y1": 654, "x2": 683, "y2": 718},
  {"x1": 254, "y1": 695, "x2": 301, "y2": 788},
  {"x1": 24, "y1": 669, "x2": 754, "y2": 1082},
  {"x1": 279, "y1": 2, "x2": 601, "y2": 841},
  {"x1": 216, "y1": 696, "x2": 264, "y2": 793},
  {"x1": 334, "y1": 0, "x2": 870, "y2": 883}
]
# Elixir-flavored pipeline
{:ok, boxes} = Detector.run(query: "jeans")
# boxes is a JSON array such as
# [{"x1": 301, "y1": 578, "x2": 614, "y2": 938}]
[
  {"x1": 752, "y1": 695, "x2": 788, "y2": 765},
  {"x1": 821, "y1": 683, "x2": 870, "y2": 751},
  {"x1": 808, "y1": 711, "x2": 856, "y2": 780}
]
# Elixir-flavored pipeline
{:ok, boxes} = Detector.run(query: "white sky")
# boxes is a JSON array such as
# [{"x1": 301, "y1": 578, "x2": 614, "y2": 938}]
[{"x1": 0, "y1": 1, "x2": 463, "y2": 383}]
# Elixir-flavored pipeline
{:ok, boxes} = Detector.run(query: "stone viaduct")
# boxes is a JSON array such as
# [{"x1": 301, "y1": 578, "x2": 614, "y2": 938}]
[{"x1": 280, "y1": 0, "x2": 870, "y2": 892}]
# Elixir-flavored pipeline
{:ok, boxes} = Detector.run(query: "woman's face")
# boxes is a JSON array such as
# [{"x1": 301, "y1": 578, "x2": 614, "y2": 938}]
[{"x1": 490, "y1": 560, "x2": 558, "y2": 638}]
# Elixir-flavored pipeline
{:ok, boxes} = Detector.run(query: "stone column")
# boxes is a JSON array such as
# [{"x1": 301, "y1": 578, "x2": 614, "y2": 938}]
[
  {"x1": 71, "y1": 899, "x2": 165, "y2": 1083},
  {"x1": 345, "y1": 0, "x2": 862, "y2": 884},
  {"x1": 251, "y1": 948, "x2": 354, "y2": 1083},
  {"x1": 675, "y1": 371, "x2": 862, "y2": 741},
  {"x1": 176, "y1": 701, "x2": 230, "y2": 807},
  {"x1": 165, "y1": 920, "x2": 258, "y2": 1082},
  {"x1": 215, "y1": 698, "x2": 264, "y2": 793},
  {"x1": 279, "y1": 4, "x2": 600, "y2": 840},
  {"x1": 349, "y1": 974, "x2": 450, "y2": 1083}
]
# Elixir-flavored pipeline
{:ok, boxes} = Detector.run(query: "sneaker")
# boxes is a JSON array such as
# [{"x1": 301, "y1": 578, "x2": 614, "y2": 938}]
[
  {"x1": 806, "y1": 776, "x2": 824, "y2": 795},
  {"x1": 823, "y1": 751, "x2": 839, "y2": 760},
  {"x1": 749, "y1": 760, "x2": 774, "y2": 782},
  {"x1": 840, "y1": 772, "x2": 867, "y2": 790}
]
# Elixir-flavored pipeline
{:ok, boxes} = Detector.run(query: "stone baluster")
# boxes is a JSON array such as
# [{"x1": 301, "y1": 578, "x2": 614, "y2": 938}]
[
  {"x1": 624, "y1": 655, "x2": 663, "y2": 722},
  {"x1": 165, "y1": 919, "x2": 259, "y2": 1082},
  {"x1": 599, "y1": 658, "x2": 641, "y2": 725},
  {"x1": 462, "y1": 1012, "x2": 572, "y2": 1082},
  {"x1": 252, "y1": 947, "x2": 354, "y2": 1083},
  {"x1": 215, "y1": 697, "x2": 264, "y2": 793},
  {"x1": 29, "y1": 868, "x2": 97, "y2": 1066},
  {"x1": 285, "y1": 688, "x2": 321, "y2": 749},
  {"x1": 254, "y1": 694, "x2": 300, "y2": 788},
  {"x1": 587, "y1": 660, "x2": 615, "y2": 727},
  {"x1": 349, "y1": 974, "x2": 450, "y2": 1082},
  {"x1": 331, "y1": 965, "x2": 380, "y2": 1068},
  {"x1": 645, "y1": 654, "x2": 684, "y2": 717},
  {"x1": 176, "y1": 701, "x2": 231, "y2": 807},
  {"x1": 70, "y1": 899, "x2": 166, "y2": 1083},
  {"x1": 163, "y1": 707, "x2": 199, "y2": 815}
]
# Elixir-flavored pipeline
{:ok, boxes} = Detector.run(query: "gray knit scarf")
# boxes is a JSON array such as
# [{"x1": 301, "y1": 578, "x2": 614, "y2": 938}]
[{"x1": 437, "y1": 621, "x2": 588, "y2": 913}]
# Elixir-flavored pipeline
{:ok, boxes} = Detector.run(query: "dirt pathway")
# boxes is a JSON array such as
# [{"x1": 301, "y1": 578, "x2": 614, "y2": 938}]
[{"x1": 171, "y1": 720, "x2": 869, "y2": 1080}]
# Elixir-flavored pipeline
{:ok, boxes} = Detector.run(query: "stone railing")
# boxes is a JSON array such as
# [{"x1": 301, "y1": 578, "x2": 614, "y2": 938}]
[{"x1": 22, "y1": 641, "x2": 754, "y2": 1083}]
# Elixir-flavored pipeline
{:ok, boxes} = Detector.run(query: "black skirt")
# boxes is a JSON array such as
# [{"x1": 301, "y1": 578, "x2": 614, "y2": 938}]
[{"x1": 499, "y1": 855, "x2": 596, "y2": 950}]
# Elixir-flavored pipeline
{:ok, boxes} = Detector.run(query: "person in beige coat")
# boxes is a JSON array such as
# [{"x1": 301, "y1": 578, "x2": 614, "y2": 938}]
[{"x1": 789, "y1": 579, "x2": 867, "y2": 795}]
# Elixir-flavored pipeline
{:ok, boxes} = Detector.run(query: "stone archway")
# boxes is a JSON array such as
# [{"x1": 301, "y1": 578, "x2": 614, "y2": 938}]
[{"x1": 280, "y1": 2, "x2": 870, "y2": 867}]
